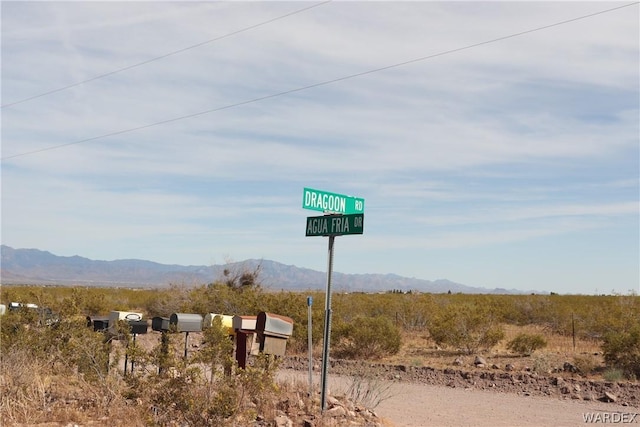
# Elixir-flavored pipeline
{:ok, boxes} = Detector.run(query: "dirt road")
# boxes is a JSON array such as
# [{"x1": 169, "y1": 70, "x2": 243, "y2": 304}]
[
  {"x1": 278, "y1": 369, "x2": 639, "y2": 427},
  {"x1": 373, "y1": 381, "x2": 638, "y2": 427}
]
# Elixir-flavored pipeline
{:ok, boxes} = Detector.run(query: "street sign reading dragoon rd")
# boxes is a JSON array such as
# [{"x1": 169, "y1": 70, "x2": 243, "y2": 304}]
[
  {"x1": 305, "y1": 213, "x2": 364, "y2": 237},
  {"x1": 302, "y1": 187, "x2": 364, "y2": 215}
]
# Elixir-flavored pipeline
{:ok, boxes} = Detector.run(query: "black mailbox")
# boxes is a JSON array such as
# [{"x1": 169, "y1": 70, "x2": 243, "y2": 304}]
[
  {"x1": 152, "y1": 316, "x2": 170, "y2": 332},
  {"x1": 128, "y1": 319, "x2": 148, "y2": 335},
  {"x1": 91, "y1": 317, "x2": 110, "y2": 332}
]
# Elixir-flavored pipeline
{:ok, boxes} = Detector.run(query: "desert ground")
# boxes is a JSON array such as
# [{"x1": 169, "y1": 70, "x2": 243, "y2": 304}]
[{"x1": 278, "y1": 367, "x2": 639, "y2": 427}]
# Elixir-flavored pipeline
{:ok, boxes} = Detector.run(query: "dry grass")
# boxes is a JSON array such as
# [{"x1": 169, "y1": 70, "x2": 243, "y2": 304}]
[
  {"x1": 1, "y1": 349, "x2": 144, "y2": 426},
  {"x1": 379, "y1": 324, "x2": 605, "y2": 377}
]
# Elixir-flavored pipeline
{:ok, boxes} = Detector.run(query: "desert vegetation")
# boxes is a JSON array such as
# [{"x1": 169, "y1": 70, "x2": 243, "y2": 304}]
[{"x1": 1, "y1": 282, "x2": 638, "y2": 425}]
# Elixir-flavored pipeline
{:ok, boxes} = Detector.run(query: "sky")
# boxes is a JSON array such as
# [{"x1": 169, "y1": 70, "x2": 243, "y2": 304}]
[{"x1": 1, "y1": 1, "x2": 638, "y2": 295}]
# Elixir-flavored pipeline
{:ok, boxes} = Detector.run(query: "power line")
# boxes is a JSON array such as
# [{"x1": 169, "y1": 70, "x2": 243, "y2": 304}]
[
  {"x1": 1, "y1": 1, "x2": 332, "y2": 109},
  {"x1": 2, "y1": 1, "x2": 637, "y2": 161}
]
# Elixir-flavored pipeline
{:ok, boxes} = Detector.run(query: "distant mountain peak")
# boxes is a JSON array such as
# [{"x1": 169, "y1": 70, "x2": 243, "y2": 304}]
[{"x1": 0, "y1": 245, "x2": 522, "y2": 294}]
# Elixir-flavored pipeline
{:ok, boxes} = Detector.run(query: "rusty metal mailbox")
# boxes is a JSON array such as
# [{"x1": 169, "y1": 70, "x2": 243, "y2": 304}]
[
  {"x1": 169, "y1": 313, "x2": 203, "y2": 333},
  {"x1": 152, "y1": 316, "x2": 170, "y2": 332},
  {"x1": 256, "y1": 312, "x2": 294, "y2": 357}
]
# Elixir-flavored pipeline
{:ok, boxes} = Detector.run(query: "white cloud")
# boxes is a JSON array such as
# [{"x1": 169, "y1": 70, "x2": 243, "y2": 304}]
[{"x1": 2, "y1": 1, "x2": 638, "y2": 294}]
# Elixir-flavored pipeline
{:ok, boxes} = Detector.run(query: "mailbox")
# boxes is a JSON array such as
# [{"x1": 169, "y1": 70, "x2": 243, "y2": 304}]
[
  {"x1": 256, "y1": 312, "x2": 294, "y2": 338},
  {"x1": 128, "y1": 319, "x2": 148, "y2": 335},
  {"x1": 232, "y1": 315, "x2": 257, "y2": 332},
  {"x1": 89, "y1": 316, "x2": 109, "y2": 332},
  {"x1": 204, "y1": 313, "x2": 234, "y2": 335},
  {"x1": 232, "y1": 315, "x2": 259, "y2": 369},
  {"x1": 108, "y1": 311, "x2": 143, "y2": 335},
  {"x1": 256, "y1": 312, "x2": 294, "y2": 357},
  {"x1": 169, "y1": 313, "x2": 203, "y2": 333},
  {"x1": 152, "y1": 316, "x2": 170, "y2": 332},
  {"x1": 9, "y1": 302, "x2": 38, "y2": 311}
]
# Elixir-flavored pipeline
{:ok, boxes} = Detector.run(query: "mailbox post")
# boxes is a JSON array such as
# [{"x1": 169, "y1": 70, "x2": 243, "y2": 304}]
[
  {"x1": 152, "y1": 317, "x2": 171, "y2": 375},
  {"x1": 233, "y1": 315, "x2": 257, "y2": 369},
  {"x1": 125, "y1": 319, "x2": 148, "y2": 375},
  {"x1": 170, "y1": 313, "x2": 203, "y2": 360}
]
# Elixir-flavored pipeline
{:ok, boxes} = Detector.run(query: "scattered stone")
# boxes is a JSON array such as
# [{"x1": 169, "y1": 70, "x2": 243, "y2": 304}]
[
  {"x1": 474, "y1": 356, "x2": 487, "y2": 366},
  {"x1": 326, "y1": 406, "x2": 347, "y2": 417},
  {"x1": 326, "y1": 396, "x2": 341, "y2": 407},
  {"x1": 453, "y1": 357, "x2": 465, "y2": 366},
  {"x1": 274, "y1": 415, "x2": 293, "y2": 427},
  {"x1": 563, "y1": 362, "x2": 579, "y2": 373},
  {"x1": 602, "y1": 392, "x2": 617, "y2": 403},
  {"x1": 491, "y1": 364, "x2": 500, "y2": 369},
  {"x1": 303, "y1": 420, "x2": 314, "y2": 427},
  {"x1": 553, "y1": 377, "x2": 565, "y2": 386},
  {"x1": 505, "y1": 363, "x2": 514, "y2": 371}
]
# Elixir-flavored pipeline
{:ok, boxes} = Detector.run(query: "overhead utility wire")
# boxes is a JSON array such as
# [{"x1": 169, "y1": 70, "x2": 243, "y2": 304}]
[
  {"x1": 0, "y1": 1, "x2": 332, "y2": 109},
  {"x1": 2, "y1": 1, "x2": 637, "y2": 162}
]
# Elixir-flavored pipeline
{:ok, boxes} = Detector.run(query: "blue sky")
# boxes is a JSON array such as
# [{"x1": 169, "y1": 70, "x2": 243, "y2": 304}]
[{"x1": 1, "y1": 1, "x2": 638, "y2": 295}]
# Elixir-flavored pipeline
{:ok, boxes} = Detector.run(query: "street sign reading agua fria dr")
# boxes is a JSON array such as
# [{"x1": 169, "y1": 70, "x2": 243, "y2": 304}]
[
  {"x1": 306, "y1": 213, "x2": 364, "y2": 237},
  {"x1": 302, "y1": 187, "x2": 364, "y2": 215}
]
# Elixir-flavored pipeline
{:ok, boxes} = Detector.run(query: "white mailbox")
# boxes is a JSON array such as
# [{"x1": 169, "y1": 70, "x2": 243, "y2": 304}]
[
  {"x1": 232, "y1": 315, "x2": 257, "y2": 332},
  {"x1": 108, "y1": 311, "x2": 143, "y2": 334}
]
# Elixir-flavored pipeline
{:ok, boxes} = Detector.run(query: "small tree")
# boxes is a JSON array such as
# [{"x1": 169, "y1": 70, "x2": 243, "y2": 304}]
[
  {"x1": 221, "y1": 260, "x2": 263, "y2": 292},
  {"x1": 602, "y1": 326, "x2": 640, "y2": 380},
  {"x1": 507, "y1": 333, "x2": 548, "y2": 356},
  {"x1": 332, "y1": 316, "x2": 401, "y2": 359},
  {"x1": 428, "y1": 303, "x2": 505, "y2": 354}
]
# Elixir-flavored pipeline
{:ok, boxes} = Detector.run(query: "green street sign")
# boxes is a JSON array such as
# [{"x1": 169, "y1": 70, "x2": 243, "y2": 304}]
[
  {"x1": 302, "y1": 187, "x2": 364, "y2": 215},
  {"x1": 306, "y1": 214, "x2": 364, "y2": 237}
]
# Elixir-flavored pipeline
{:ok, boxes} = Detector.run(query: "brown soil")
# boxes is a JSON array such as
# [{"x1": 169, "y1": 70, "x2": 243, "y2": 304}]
[
  {"x1": 282, "y1": 355, "x2": 640, "y2": 405},
  {"x1": 280, "y1": 356, "x2": 639, "y2": 427}
]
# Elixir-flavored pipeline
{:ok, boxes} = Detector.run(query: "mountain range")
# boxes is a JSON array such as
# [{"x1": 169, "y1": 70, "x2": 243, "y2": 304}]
[{"x1": 0, "y1": 245, "x2": 523, "y2": 294}]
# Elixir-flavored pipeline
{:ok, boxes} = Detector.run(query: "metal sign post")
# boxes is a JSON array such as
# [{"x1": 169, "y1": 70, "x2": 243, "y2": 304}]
[
  {"x1": 320, "y1": 235, "x2": 335, "y2": 412},
  {"x1": 302, "y1": 187, "x2": 364, "y2": 414},
  {"x1": 307, "y1": 296, "x2": 313, "y2": 397}
]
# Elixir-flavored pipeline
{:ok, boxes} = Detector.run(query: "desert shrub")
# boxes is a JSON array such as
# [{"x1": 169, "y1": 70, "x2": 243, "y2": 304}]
[
  {"x1": 507, "y1": 333, "x2": 548, "y2": 356},
  {"x1": 428, "y1": 303, "x2": 505, "y2": 354},
  {"x1": 531, "y1": 353, "x2": 554, "y2": 373},
  {"x1": 602, "y1": 325, "x2": 640, "y2": 380},
  {"x1": 572, "y1": 354, "x2": 600, "y2": 375},
  {"x1": 603, "y1": 367, "x2": 625, "y2": 382},
  {"x1": 332, "y1": 316, "x2": 401, "y2": 359}
]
